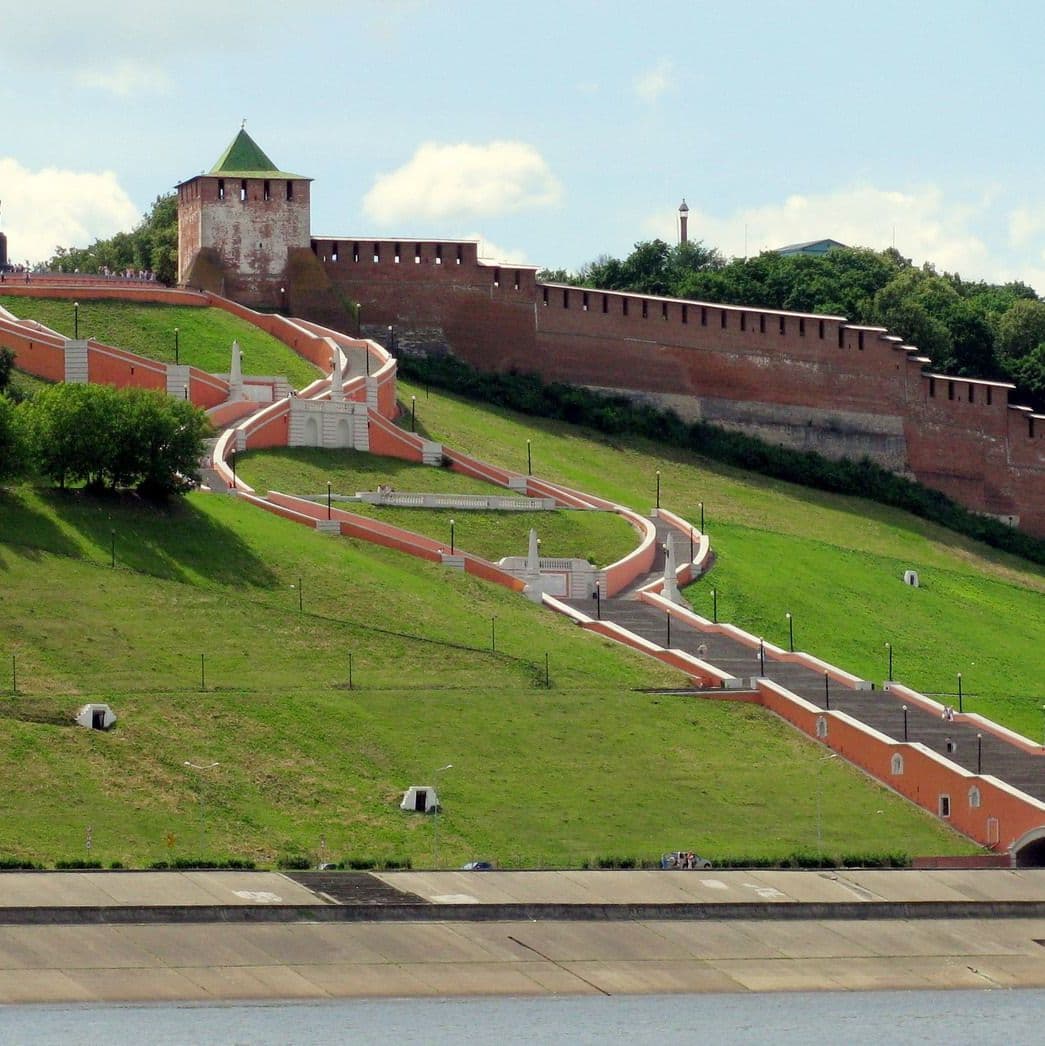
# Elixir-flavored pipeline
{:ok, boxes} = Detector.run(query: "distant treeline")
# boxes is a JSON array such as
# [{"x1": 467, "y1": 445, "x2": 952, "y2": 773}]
[
  {"x1": 399, "y1": 353, "x2": 1045, "y2": 567},
  {"x1": 44, "y1": 193, "x2": 178, "y2": 285},
  {"x1": 539, "y1": 240, "x2": 1045, "y2": 412}
]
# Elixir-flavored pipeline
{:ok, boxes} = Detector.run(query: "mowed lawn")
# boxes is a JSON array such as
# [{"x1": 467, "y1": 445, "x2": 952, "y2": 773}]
[
  {"x1": 0, "y1": 296, "x2": 320, "y2": 389},
  {"x1": 235, "y1": 447, "x2": 639, "y2": 566},
  {"x1": 0, "y1": 484, "x2": 975, "y2": 866},
  {"x1": 396, "y1": 380, "x2": 1045, "y2": 741}
]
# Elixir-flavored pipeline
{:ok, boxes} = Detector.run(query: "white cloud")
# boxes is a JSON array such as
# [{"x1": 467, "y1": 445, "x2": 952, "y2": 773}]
[
  {"x1": 643, "y1": 184, "x2": 994, "y2": 277},
  {"x1": 0, "y1": 158, "x2": 141, "y2": 265},
  {"x1": 75, "y1": 61, "x2": 172, "y2": 97},
  {"x1": 633, "y1": 59, "x2": 673, "y2": 103},
  {"x1": 469, "y1": 234, "x2": 529, "y2": 266},
  {"x1": 1008, "y1": 204, "x2": 1045, "y2": 249},
  {"x1": 362, "y1": 141, "x2": 562, "y2": 224}
]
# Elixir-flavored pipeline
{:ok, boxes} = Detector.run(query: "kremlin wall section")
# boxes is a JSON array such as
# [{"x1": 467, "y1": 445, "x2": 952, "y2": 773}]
[{"x1": 310, "y1": 237, "x2": 1045, "y2": 538}]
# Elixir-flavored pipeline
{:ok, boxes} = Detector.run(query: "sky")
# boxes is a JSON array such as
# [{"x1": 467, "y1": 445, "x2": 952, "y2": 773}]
[{"x1": 3, "y1": 0, "x2": 1045, "y2": 290}]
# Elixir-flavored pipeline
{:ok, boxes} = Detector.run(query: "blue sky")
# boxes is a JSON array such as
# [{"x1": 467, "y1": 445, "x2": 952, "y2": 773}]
[{"x1": 3, "y1": 0, "x2": 1045, "y2": 289}]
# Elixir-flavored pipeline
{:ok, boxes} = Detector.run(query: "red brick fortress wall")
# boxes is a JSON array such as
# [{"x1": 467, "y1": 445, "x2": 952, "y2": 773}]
[{"x1": 314, "y1": 238, "x2": 1045, "y2": 538}]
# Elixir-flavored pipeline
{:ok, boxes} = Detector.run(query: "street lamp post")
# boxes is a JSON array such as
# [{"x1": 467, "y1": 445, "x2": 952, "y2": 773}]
[
  {"x1": 174, "y1": 327, "x2": 179, "y2": 365},
  {"x1": 977, "y1": 733, "x2": 983, "y2": 774},
  {"x1": 656, "y1": 469, "x2": 661, "y2": 510},
  {"x1": 816, "y1": 753, "x2": 838, "y2": 857},
  {"x1": 902, "y1": 704, "x2": 909, "y2": 742},
  {"x1": 327, "y1": 481, "x2": 332, "y2": 519},
  {"x1": 957, "y1": 672, "x2": 964, "y2": 714},
  {"x1": 786, "y1": 612, "x2": 794, "y2": 653},
  {"x1": 449, "y1": 518, "x2": 455, "y2": 556},
  {"x1": 758, "y1": 638, "x2": 765, "y2": 676},
  {"x1": 73, "y1": 301, "x2": 79, "y2": 339},
  {"x1": 699, "y1": 501, "x2": 705, "y2": 533},
  {"x1": 824, "y1": 672, "x2": 830, "y2": 710},
  {"x1": 183, "y1": 761, "x2": 220, "y2": 856},
  {"x1": 411, "y1": 395, "x2": 416, "y2": 432},
  {"x1": 432, "y1": 763, "x2": 453, "y2": 867},
  {"x1": 712, "y1": 588, "x2": 718, "y2": 623},
  {"x1": 230, "y1": 450, "x2": 237, "y2": 490},
  {"x1": 885, "y1": 642, "x2": 893, "y2": 683},
  {"x1": 689, "y1": 526, "x2": 695, "y2": 563},
  {"x1": 666, "y1": 611, "x2": 671, "y2": 649},
  {"x1": 526, "y1": 439, "x2": 532, "y2": 476},
  {"x1": 387, "y1": 324, "x2": 395, "y2": 356},
  {"x1": 595, "y1": 581, "x2": 601, "y2": 620}
]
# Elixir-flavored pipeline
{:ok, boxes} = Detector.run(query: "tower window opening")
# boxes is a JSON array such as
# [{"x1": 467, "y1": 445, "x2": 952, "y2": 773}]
[
  {"x1": 681, "y1": 305, "x2": 688, "y2": 324},
  {"x1": 263, "y1": 180, "x2": 271, "y2": 201},
  {"x1": 929, "y1": 377, "x2": 936, "y2": 397},
  {"x1": 286, "y1": 181, "x2": 294, "y2": 201},
  {"x1": 353, "y1": 243, "x2": 359, "y2": 263},
  {"x1": 622, "y1": 298, "x2": 629, "y2": 317},
  {"x1": 218, "y1": 179, "x2": 225, "y2": 201},
  {"x1": 641, "y1": 300, "x2": 648, "y2": 319},
  {"x1": 986, "y1": 386, "x2": 992, "y2": 405},
  {"x1": 514, "y1": 271, "x2": 520, "y2": 290},
  {"x1": 858, "y1": 330, "x2": 865, "y2": 350},
  {"x1": 779, "y1": 316, "x2": 786, "y2": 335},
  {"x1": 969, "y1": 384, "x2": 975, "y2": 403},
  {"x1": 799, "y1": 318, "x2": 806, "y2": 336},
  {"x1": 740, "y1": 312, "x2": 746, "y2": 332},
  {"x1": 582, "y1": 291, "x2": 589, "y2": 311},
  {"x1": 948, "y1": 381, "x2": 955, "y2": 400},
  {"x1": 759, "y1": 314, "x2": 766, "y2": 334},
  {"x1": 493, "y1": 267, "x2": 501, "y2": 288},
  {"x1": 415, "y1": 244, "x2": 421, "y2": 264},
  {"x1": 456, "y1": 246, "x2": 463, "y2": 265},
  {"x1": 240, "y1": 180, "x2": 247, "y2": 202},
  {"x1": 394, "y1": 243, "x2": 401, "y2": 264},
  {"x1": 542, "y1": 287, "x2": 548, "y2": 306},
  {"x1": 819, "y1": 319, "x2": 825, "y2": 339},
  {"x1": 331, "y1": 243, "x2": 339, "y2": 263},
  {"x1": 435, "y1": 244, "x2": 442, "y2": 265},
  {"x1": 373, "y1": 244, "x2": 381, "y2": 264},
  {"x1": 563, "y1": 289, "x2": 569, "y2": 308},
  {"x1": 700, "y1": 307, "x2": 707, "y2": 326},
  {"x1": 602, "y1": 295, "x2": 609, "y2": 314}
]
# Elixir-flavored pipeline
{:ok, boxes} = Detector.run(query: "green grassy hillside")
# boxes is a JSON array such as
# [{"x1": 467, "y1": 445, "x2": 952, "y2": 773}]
[
  {"x1": 397, "y1": 379, "x2": 1045, "y2": 740},
  {"x1": 235, "y1": 447, "x2": 638, "y2": 566},
  {"x1": 0, "y1": 297, "x2": 320, "y2": 389},
  {"x1": 0, "y1": 483, "x2": 975, "y2": 867}
]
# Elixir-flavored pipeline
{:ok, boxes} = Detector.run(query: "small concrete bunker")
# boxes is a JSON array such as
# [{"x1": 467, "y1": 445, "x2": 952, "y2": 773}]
[
  {"x1": 74, "y1": 703, "x2": 116, "y2": 731},
  {"x1": 400, "y1": 786, "x2": 440, "y2": 814}
]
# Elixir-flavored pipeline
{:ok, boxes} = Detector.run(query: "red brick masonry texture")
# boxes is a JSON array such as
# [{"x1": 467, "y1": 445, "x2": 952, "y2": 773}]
[{"x1": 311, "y1": 237, "x2": 1045, "y2": 538}]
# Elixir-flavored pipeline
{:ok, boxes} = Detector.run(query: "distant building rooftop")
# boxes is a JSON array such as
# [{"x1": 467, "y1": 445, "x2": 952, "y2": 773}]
[{"x1": 776, "y1": 238, "x2": 847, "y2": 257}]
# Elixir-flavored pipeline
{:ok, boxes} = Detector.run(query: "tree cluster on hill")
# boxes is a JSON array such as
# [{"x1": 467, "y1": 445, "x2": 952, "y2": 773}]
[
  {"x1": 539, "y1": 241, "x2": 1045, "y2": 410},
  {"x1": 44, "y1": 194, "x2": 178, "y2": 285},
  {"x1": 0, "y1": 381, "x2": 209, "y2": 496}
]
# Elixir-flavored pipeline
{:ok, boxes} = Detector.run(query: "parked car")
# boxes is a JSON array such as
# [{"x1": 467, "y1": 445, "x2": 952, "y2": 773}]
[{"x1": 660, "y1": 851, "x2": 712, "y2": 870}]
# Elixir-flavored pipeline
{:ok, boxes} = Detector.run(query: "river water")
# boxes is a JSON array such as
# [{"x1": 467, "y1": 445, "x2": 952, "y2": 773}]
[{"x1": 1, "y1": 989, "x2": 1041, "y2": 1044}]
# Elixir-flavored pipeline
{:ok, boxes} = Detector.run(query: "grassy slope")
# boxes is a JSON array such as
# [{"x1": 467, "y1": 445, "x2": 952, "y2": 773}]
[
  {"x1": 397, "y1": 381, "x2": 1045, "y2": 740},
  {"x1": 0, "y1": 297, "x2": 319, "y2": 389},
  {"x1": 0, "y1": 484, "x2": 974, "y2": 866},
  {"x1": 235, "y1": 447, "x2": 638, "y2": 566}
]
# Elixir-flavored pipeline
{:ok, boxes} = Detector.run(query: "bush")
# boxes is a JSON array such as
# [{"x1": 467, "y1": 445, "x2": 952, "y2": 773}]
[
  {"x1": 400, "y1": 355, "x2": 1045, "y2": 566},
  {"x1": 277, "y1": 855, "x2": 312, "y2": 870},
  {"x1": 379, "y1": 857, "x2": 412, "y2": 870},
  {"x1": 23, "y1": 383, "x2": 210, "y2": 497},
  {"x1": 346, "y1": 857, "x2": 376, "y2": 870},
  {"x1": 54, "y1": 859, "x2": 103, "y2": 869},
  {"x1": 151, "y1": 857, "x2": 257, "y2": 870},
  {"x1": 0, "y1": 857, "x2": 42, "y2": 870}
]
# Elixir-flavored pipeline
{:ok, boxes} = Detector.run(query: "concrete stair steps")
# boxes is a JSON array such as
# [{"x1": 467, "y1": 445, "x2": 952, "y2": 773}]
[{"x1": 562, "y1": 593, "x2": 1045, "y2": 803}]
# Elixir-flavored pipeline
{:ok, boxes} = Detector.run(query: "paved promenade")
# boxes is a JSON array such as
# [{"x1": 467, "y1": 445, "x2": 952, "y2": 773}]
[{"x1": 0, "y1": 870, "x2": 1043, "y2": 1001}]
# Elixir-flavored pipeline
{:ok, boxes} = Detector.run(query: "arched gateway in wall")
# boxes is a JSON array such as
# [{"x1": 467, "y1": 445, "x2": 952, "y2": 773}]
[{"x1": 1012, "y1": 826, "x2": 1045, "y2": 867}]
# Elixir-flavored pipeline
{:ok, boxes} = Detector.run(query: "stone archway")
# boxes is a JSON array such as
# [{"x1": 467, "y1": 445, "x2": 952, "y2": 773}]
[
  {"x1": 336, "y1": 417, "x2": 352, "y2": 448},
  {"x1": 1012, "y1": 826, "x2": 1045, "y2": 867},
  {"x1": 303, "y1": 416, "x2": 320, "y2": 447}
]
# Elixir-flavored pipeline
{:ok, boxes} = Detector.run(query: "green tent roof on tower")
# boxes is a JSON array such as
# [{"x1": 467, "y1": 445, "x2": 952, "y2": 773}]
[{"x1": 207, "y1": 128, "x2": 308, "y2": 180}]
